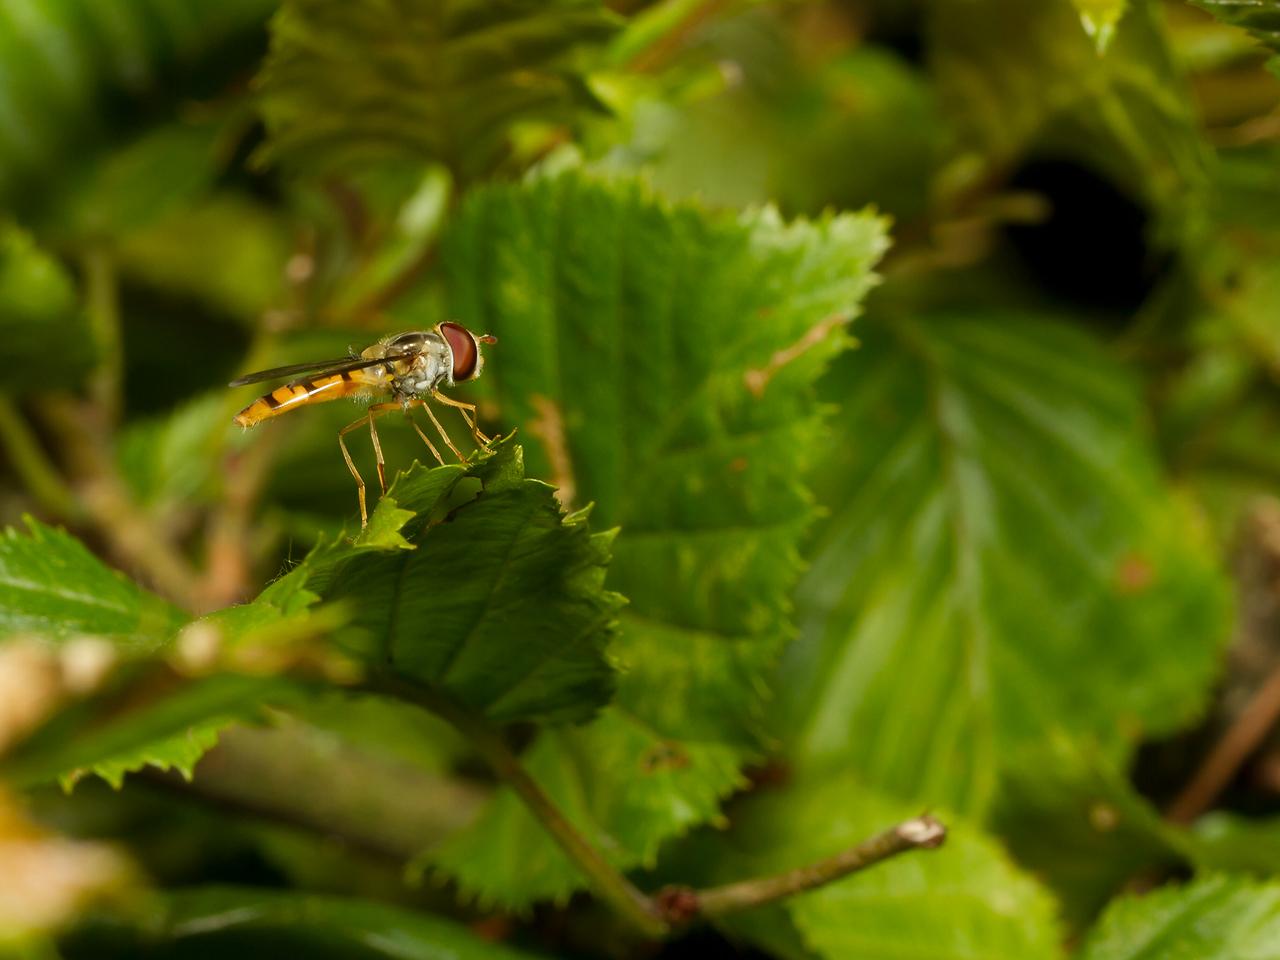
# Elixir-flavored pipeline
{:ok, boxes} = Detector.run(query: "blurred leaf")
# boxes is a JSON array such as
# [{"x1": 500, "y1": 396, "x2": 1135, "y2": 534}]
[
  {"x1": 255, "y1": 0, "x2": 620, "y2": 181},
  {"x1": 992, "y1": 737, "x2": 1190, "y2": 931},
  {"x1": 697, "y1": 771, "x2": 1062, "y2": 960},
  {"x1": 260, "y1": 438, "x2": 623, "y2": 726},
  {"x1": 1190, "y1": 813, "x2": 1280, "y2": 875},
  {"x1": 2, "y1": 675, "x2": 296, "y2": 792},
  {"x1": 1190, "y1": 1, "x2": 1280, "y2": 75},
  {"x1": 1074, "y1": 0, "x2": 1128, "y2": 52},
  {"x1": 71, "y1": 885, "x2": 544, "y2": 959},
  {"x1": 0, "y1": 225, "x2": 93, "y2": 392},
  {"x1": 429, "y1": 172, "x2": 888, "y2": 907},
  {"x1": 776, "y1": 310, "x2": 1230, "y2": 814},
  {"x1": 930, "y1": 0, "x2": 1204, "y2": 210},
  {"x1": 0, "y1": 518, "x2": 186, "y2": 650},
  {"x1": 117, "y1": 393, "x2": 227, "y2": 508},
  {"x1": 38, "y1": 119, "x2": 229, "y2": 242},
  {"x1": 0, "y1": 0, "x2": 276, "y2": 206},
  {"x1": 1077, "y1": 874, "x2": 1280, "y2": 959}
]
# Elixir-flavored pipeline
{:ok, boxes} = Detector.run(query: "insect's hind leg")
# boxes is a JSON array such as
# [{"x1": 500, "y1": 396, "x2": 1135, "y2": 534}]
[{"x1": 432, "y1": 390, "x2": 491, "y2": 446}]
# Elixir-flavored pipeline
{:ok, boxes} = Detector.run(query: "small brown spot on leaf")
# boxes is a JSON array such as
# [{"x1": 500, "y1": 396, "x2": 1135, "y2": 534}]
[
  {"x1": 729, "y1": 457, "x2": 748, "y2": 472},
  {"x1": 641, "y1": 740, "x2": 690, "y2": 773},
  {"x1": 1116, "y1": 552, "x2": 1154, "y2": 594}
]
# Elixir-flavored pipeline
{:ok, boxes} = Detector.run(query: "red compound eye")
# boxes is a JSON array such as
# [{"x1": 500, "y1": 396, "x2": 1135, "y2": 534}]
[{"x1": 439, "y1": 321, "x2": 478, "y2": 381}]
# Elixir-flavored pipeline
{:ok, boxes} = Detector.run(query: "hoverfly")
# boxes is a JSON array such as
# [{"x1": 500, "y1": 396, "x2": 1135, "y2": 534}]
[{"x1": 230, "y1": 322, "x2": 497, "y2": 528}]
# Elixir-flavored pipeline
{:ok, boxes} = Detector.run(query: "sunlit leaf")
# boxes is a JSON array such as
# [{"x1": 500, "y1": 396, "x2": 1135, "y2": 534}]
[
  {"x1": 429, "y1": 172, "x2": 888, "y2": 907},
  {"x1": 0, "y1": 518, "x2": 186, "y2": 650},
  {"x1": 689, "y1": 771, "x2": 1062, "y2": 960},
  {"x1": 1189, "y1": 1, "x2": 1280, "y2": 75},
  {"x1": 1078, "y1": 874, "x2": 1280, "y2": 960},
  {"x1": 775, "y1": 310, "x2": 1230, "y2": 814}
]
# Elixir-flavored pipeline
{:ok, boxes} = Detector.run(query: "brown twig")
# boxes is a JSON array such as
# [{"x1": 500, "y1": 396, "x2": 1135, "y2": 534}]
[
  {"x1": 1166, "y1": 658, "x2": 1280, "y2": 824},
  {"x1": 655, "y1": 816, "x2": 947, "y2": 925}
]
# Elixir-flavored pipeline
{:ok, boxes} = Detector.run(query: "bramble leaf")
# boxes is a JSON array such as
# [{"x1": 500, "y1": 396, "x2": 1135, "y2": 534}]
[
  {"x1": 775, "y1": 310, "x2": 1230, "y2": 814},
  {"x1": 429, "y1": 172, "x2": 888, "y2": 907},
  {"x1": 0, "y1": 226, "x2": 94, "y2": 392},
  {"x1": 1189, "y1": 1, "x2": 1280, "y2": 76},
  {"x1": 1077, "y1": 875, "x2": 1280, "y2": 960},
  {"x1": 255, "y1": 0, "x2": 619, "y2": 181},
  {"x1": 0, "y1": 517, "x2": 186, "y2": 650},
  {"x1": 265, "y1": 437, "x2": 623, "y2": 725}
]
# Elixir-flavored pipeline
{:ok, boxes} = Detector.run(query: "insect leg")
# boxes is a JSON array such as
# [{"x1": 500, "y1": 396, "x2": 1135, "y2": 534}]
[
  {"x1": 338, "y1": 416, "x2": 371, "y2": 529},
  {"x1": 366, "y1": 405, "x2": 392, "y2": 495},
  {"x1": 431, "y1": 390, "x2": 491, "y2": 446},
  {"x1": 401, "y1": 399, "x2": 445, "y2": 466},
  {"x1": 420, "y1": 399, "x2": 467, "y2": 461}
]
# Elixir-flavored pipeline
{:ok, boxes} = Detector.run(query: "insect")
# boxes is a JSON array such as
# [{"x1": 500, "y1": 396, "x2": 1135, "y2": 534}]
[{"x1": 230, "y1": 321, "x2": 497, "y2": 528}]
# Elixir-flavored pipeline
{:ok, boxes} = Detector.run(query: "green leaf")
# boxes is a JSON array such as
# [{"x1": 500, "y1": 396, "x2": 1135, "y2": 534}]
[
  {"x1": 0, "y1": 518, "x2": 186, "y2": 651},
  {"x1": 255, "y1": 0, "x2": 620, "y2": 181},
  {"x1": 929, "y1": 0, "x2": 1204, "y2": 209},
  {"x1": 0, "y1": 0, "x2": 276, "y2": 206},
  {"x1": 776, "y1": 310, "x2": 1230, "y2": 814},
  {"x1": 266, "y1": 438, "x2": 623, "y2": 726},
  {"x1": 2, "y1": 674, "x2": 296, "y2": 791},
  {"x1": 1189, "y1": 1, "x2": 1280, "y2": 75},
  {"x1": 1077, "y1": 875, "x2": 1280, "y2": 960},
  {"x1": 81, "y1": 886, "x2": 545, "y2": 959},
  {"x1": 691, "y1": 771, "x2": 1062, "y2": 960},
  {"x1": 0, "y1": 225, "x2": 94, "y2": 392},
  {"x1": 429, "y1": 172, "x2": 888, "y2": 906},
  {"x1": 1190, "y1": 813, "x2": 1280, "y2": 876},
  {"x1": 992, "y1": 737, "x2": 1191, "y2": 931}
]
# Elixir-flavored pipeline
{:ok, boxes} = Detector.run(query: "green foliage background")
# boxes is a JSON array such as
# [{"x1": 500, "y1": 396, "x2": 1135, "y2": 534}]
[{"x1": 2, "y1": 0, "x2": 1280, "y2": 957}]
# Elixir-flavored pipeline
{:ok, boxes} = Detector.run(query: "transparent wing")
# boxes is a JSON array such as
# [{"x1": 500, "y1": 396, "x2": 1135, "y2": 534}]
[{"x1": 228, "y1": 353, "x2": 412, "y2": 387}]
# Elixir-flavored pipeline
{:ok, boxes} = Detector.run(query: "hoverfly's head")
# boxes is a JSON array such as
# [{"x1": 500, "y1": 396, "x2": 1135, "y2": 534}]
[{"x1": 438, "y1": 321, "x2": 497, "y2": 384}]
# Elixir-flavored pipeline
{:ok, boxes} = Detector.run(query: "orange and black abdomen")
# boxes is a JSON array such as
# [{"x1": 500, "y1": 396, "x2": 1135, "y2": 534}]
[{"x1": 233, "y1": 372, "x2": 370, "y2": 427}]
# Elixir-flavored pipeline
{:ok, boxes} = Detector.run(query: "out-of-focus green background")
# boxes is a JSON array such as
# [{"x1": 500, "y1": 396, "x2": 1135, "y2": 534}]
[{"x1": 4, "y1": 1, "x2": 1280, "y2": 958}]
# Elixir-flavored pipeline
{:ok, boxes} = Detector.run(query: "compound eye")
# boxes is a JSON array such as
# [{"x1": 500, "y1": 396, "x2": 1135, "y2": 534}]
[{"x1": 439, "y1": 321, "x2": 478, "y2": 380}]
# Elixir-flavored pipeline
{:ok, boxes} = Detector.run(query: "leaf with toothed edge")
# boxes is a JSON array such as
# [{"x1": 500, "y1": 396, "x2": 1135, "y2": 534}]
[{"x1": 428, "y1": 172, "x2": 889, "y2": 908}]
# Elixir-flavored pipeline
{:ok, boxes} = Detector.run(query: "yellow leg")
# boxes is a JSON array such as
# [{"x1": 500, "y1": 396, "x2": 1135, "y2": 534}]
[
  {"x1": 418, "y1": 399, "x2": 466, "y2": 461},
  {"x1": 432, "y1": 390, "x2": 491, "y2": 446},
  {"x1": 367, "y1": 403, "x2": 398, "y2": 494},
  {"x1": 402, "y1": 401, "x2": 445, "y2": 466},
  {"x1": 338, "y1": 417, "x2": 371, "y2": 529}
]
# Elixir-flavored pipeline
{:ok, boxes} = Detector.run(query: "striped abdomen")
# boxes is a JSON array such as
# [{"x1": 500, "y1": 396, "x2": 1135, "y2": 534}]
[{"x1": 233, "y1": 372, "x2": 380, "y2": 427}]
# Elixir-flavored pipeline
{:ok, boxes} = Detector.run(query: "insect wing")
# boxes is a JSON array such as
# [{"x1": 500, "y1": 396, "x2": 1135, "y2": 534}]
[{"x1": 228, "y1": 353, "x2": 413, "y2": 387}]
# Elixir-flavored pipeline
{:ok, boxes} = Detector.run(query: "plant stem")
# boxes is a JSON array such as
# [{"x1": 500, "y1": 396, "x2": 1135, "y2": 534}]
[
  {"x1": 657, "y1": 815, "x2": 947, "y2": 924},
  {"x1": 380, "y1": 678, "x2": 669, "y2": 939},
  {"x1": 0, "y1": 397, "x2": 83, "y2": 521},
  {"x1": 82, "y1": 247, "x2": 123, "y2": 426}
]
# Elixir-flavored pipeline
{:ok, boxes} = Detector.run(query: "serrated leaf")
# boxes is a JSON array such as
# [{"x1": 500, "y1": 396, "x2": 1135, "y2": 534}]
[
  {"x1": 94, "y1": 886, "x2": 545, "y2": 959},
  {"x1": 0, "y1": 518, "x2": 186, "y2": 651},
  {"x1": 776, "y1": 311, "x2": 1230, "y2": 814},
  {"x1": 0, "y1": 225, "x2": 93, "y2": 392},
  {"x1": 930, "y1": 0, "x2": 1204, "y2": 207},
  {"x1": 689, "y1": 771, "x2": 1062, "y2": 960},
  {"x1": 2, "y1": 675, "x2": 297, "y2": 791},
  {"x1": 1078, "y1": 875, "x2": 1280, "y2": 960},
  {"x1": 255, "y1": 0, "x2": 620, "y2": 181},
  {"x1": 430, "y1": 172, "x2": 888, "y2": 906},
  {"x1": 264, "y1": 438, "x2": 623, "y2": 726},
  {"x1": 1189, "y1": 1, "x2": 1280, "y2": 75}
]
